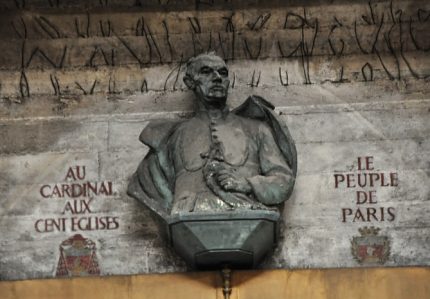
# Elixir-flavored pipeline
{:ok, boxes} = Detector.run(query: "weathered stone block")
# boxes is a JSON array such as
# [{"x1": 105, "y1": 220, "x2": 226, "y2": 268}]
[
  {"x1": 0, "y1": 120, "x2": 107, "y2": 154},
  {"x1": 107, "y1": 121, "x2": 149, "y2": 151}
]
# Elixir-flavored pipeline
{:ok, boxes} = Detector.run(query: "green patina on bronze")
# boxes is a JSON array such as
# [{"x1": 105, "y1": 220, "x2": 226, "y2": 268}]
[{"x1": 128, "y1": 53, "x2": 297, "y2": 269}]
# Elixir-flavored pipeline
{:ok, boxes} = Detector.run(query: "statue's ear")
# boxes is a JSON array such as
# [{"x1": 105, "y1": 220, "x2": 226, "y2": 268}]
[{"x1": 183, "y1": 75, "x2": 195, "y2": 90}]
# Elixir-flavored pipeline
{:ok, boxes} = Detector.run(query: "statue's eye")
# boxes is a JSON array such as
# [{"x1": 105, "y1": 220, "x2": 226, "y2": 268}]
[
  {"x1": 218, "y1": 68, "x2": 228, "y2": 76},
  {"x1": 200, "y1": 67, "x2": 212, "y2": 74}
]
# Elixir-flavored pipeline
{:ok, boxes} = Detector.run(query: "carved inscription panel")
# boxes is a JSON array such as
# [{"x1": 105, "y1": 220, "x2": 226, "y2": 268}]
[
  {"x1": 0, "y1": 0, "x2": 429, "y2": 281},
  {"x1": 36, "y1": 165, "x2": 119, "y2": 233},
  {"x1": 335, "y1": 156, "x2": 398, "y2": 223}
]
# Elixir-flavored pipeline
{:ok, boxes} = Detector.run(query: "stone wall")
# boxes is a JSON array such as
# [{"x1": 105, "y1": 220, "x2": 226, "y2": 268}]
[{"x1": 0, "y1": 0, "x2": 429, "y2": 280}]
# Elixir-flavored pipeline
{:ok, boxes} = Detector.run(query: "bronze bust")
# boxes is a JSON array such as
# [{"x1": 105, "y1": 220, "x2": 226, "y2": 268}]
[
  {"x1": 128, "y1": 53, "x2": 297, "y2": 269},
  {"x1": 128, "y1": 53, "x2": 297, "y2": 217}
]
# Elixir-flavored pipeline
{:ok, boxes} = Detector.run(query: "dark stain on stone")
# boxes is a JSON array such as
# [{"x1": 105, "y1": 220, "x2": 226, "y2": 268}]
[
  {"x1": 0, "y1": 120, "x2": 81, "y2": 154},
  {"x1": 17, "y1": 232, "x2": 34, "y2": 242}
]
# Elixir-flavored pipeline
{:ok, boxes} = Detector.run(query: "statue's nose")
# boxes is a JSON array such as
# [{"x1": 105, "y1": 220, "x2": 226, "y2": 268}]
[{"x1": 213, "y1": 71, "x2": 222, "y2": 82}]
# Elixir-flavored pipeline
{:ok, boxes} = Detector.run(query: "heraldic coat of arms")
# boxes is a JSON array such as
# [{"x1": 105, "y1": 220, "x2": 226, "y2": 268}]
[
  {"x1": 351, "y1": 227, "x2": 390, "y2": 265},
  {"x1": 56, "y1": 234, "x2": 100, "y2": 277}
]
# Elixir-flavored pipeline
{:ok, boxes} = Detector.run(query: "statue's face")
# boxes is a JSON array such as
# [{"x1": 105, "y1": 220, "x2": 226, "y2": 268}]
[{"x1": 188, "y1": 56, "x2": 230, "y2": 107}]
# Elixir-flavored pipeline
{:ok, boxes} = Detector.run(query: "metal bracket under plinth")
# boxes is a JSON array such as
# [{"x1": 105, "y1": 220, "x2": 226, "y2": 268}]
[{"x1": 221, "y1": 267, "x2": 232, "y2": 299}]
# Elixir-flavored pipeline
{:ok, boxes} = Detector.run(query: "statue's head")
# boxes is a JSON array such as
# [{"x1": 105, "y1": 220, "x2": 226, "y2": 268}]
[{"x1": 184, "y1": 52, "x2": 230, "y2": 109}]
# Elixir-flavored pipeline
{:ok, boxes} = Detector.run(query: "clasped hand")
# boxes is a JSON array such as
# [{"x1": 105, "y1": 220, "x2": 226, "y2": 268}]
[{"x1": 216, "y1": 169, "x2": 252, "y2": 194}]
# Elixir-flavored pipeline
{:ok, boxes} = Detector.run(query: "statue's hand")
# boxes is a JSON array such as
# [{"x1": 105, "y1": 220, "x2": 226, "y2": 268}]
[{"x1": 216, "y1": 170, "x2": 252, "y2": 194}]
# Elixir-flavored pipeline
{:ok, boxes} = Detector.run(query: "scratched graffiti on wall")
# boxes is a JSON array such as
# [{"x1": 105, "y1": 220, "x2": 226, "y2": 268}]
[{"x1": 0, "y1": 0, "x2": 428, "y2": 100}]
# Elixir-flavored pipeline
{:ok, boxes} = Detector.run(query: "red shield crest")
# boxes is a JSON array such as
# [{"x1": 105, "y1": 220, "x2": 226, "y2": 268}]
[
  {"x1": 56, "y1": 234, "x2": 100, "y2": 277},
  {"x1": 351, "y1": 227, "x2": 390, "y2": 265}
]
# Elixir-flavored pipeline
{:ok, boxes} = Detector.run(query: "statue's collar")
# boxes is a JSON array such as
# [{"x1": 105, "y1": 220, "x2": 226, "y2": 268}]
[{"x1": 196, "y1": 106, "x2": 230, "y2": 120}]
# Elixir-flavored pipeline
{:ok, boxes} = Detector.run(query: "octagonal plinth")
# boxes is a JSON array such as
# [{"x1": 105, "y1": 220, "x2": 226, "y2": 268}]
[{"x1": 166, "y1": 210, "x2": 280, "y2": 269}]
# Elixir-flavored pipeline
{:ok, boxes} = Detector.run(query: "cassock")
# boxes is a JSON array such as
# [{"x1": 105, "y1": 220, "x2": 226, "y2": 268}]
[{"x1": 128, "y1": 96, "x2": 297, "y2": 216}]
